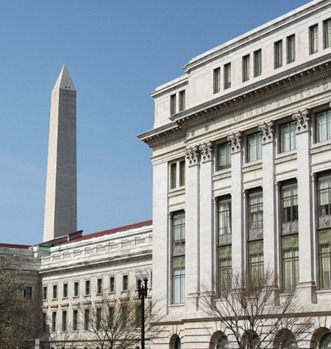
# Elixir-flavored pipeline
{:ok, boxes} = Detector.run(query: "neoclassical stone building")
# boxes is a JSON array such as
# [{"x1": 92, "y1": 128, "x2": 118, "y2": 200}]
[
  {"x1": 139, "y1": 0, "x2": 331, "y2": 348},
  {"x1": 2, "y1": 1, "x2": 331, "y2": 348}
]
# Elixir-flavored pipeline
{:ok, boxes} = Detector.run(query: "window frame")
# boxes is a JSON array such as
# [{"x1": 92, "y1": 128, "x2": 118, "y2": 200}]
[
  {"x1": 287, "y1": 34, "x2": 296, "y2": 63},
  {"x1": 242, "y1": 54, "x2": 250, "y2": 82},
  {"x1": 274, "y1": 40, "x2": 283, "y2": 69},
  {"x1": 213, "y1": 67, "x2": 221, "y2": 94},
  {"x1": 170, "y1": 94, "x2": 176, "y2": 115},
  {"x1": 224, "y1": 63, "x2": 231, "y2": 89},
  {"x1": 110, "y1": 276, "x2": 115, "y2": 293},
  {"x1": 74, "y1": 281, "x2": 79, "y2": 297},
  {"x1": 279, "y1": 120, "x2": 297, "y2": 153},
  {"x1": 53, "y1": 284, "x2": 58, "y2": 300},
  {"x1": 85, "y1": 280, "x2": 90, "y2": 296},
  {"x1": 169, "y1": 159, "x2": 185, "y2": 190},
  {"x1": 323, "y1": 18, "x2": 331, "y2": 49},
  {"x1": 122, "y1": 275, "x2": 128, "y2": 291},
  {"x1": 215, "y1": 141, "x2": 231, "y2": 171},
  {"x1": 246, "y1": 132, "x2": 262, "y2": 163},
  {"x1": 315, "y1": 108, "x2": 331, "y2": 143},
  {"x1": 309, "y1": 24, "x2": 319, "y2": 54},
  {"x1": 63, "y1": 283, "x2": 68, "y2": 298},
  {"x1": 178, "y1": 90, "x2": 185, "y2": 112},
  {"x1": 253, "y1": 49, "x2": 262, "y2": 77}
]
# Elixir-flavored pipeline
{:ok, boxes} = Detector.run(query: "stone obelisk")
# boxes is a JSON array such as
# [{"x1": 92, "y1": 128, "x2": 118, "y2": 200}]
[{"x1": 43, "y1": 65, "x2": 77, "y2": 242}]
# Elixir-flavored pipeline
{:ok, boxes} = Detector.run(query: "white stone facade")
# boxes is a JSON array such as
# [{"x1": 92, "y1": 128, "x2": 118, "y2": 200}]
[{"x1": 140, "y1": 1, "x2": 331, "y2": 348}]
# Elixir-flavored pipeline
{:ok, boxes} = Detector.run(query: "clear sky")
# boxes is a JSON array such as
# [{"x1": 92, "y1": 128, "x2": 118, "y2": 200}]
[{"x1": 0, "y1": 0, "x2": 310, "y2": 245}]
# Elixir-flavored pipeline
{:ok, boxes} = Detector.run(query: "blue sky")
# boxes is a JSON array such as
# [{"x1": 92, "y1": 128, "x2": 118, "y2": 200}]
[{"x1": 0, "y1": 0, "x2": 310, "y2": 245}]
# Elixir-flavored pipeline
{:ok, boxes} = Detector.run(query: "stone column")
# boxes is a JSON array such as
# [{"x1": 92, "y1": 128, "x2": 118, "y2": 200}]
[
  {"x1": 228, "y1": 132, "x2": 243, "y2": 272},
  {"x1": 292, "y1": 109, "x2": 316, "y2": 302},
  {"x1": 199, "y1": 142, "x2": 214, "y2": 300},
  {"x1": 185, "y1": 146, "x2": 200, "y2": 311},
  {"x1": 258, "y1": 122, "x2": 276, "y2": 272}
]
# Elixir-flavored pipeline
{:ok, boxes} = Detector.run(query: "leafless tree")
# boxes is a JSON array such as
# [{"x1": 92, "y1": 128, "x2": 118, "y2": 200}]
[
  {"x1": 78, "y1": 290, "x2": 163, "y2": 349},
  {"x1": 201, "y1": 268, "x2": 314, "y2": 349},
  {"x1": 0, "y1": 257, "x2": 41, "y2": 349}
]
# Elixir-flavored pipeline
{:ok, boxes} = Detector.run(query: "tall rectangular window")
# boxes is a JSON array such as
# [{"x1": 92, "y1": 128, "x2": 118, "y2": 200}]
[
  {"x1": 170, "y1": 94, "x2": 176, "y2": 115},
  {"x1": 218, "y1": 245, "x2": 232, "y2": 295},
  {"x1": 248, "y1": 240, "x2": 264, "y2": 279},
  {"x1": 96, "y1": 308, "x2": 102, "y2": 330},
  {"x1": 23, "y1": 286, "x2": 33, "y2": 300},
  {"x1": 74, "y1": 281, "x2": 79, "y2": 297},
  {"x1": 213, "y1": 67, "x2": 221, "y2": 93},
  {"x1": 63, "y1": 283, "x2": 68, "y2": 298},
  {"x1": 282, "y1": 235, "x2": 299, "y2": 292},
  {"x1": 85, "y1": 280, "x2": 90, "y2": 296},
  {"x1": 253, "y1": 49, "x2": 262, "y2": 77},
  {"x1": 316, "y1": 109, "x2": 331, "y2": 143},
  {"x1": 43, "y1": 286, "x2": 47, "y2": 300},
  {"x1": 53, "y1": 285, "x2": 57, "y2": 299},
  {"x1": 224, "y1": 63, "x2": 231, "y2": 89},
  {"x1": 178, "y1": 90, "x2": 185, "y2": 112},
  {"x1": 242, "y1": 54, "x2": 250, "y2": 82},
  {"x1": 218, "y1": 197, "x2": 231, "y2": 237},
  {"x1": 281, "y1": 182, "x2": 298, "y2": 234},
  {"x1": 317, "y1": 174, "x2": 331, "y2": 290},
  {"x1": 318, "y1": 230, "x2": 331, "y2": 289},
  {"x1": 216, "y1": 142, "x2": 231, "y2": 171},
  {"x1": 287, "y1": 35, "x2": 296, "y2": 63},
  {"x1": 247, "y1": 132, "x2": 262, "y2": 162},
  {"x1": 310, "y1": 24, "x2": 319, "y2": 54},
  {"x1": 172, "y1": 256, "x2": 185, "y2": 304},
  {"x1": 280, "y1": 121, "x2": 296, "y2": 153},
  {"x1": 110, "y1": 276, "x2": 115, "y2": 293},
  {"x1": 122, "y1": 275, "x2": 128, "y2": 291},
  {"x1": 248, "y1": 190, "x2": 263, "y2": 239},
  {"x1": 170, "y1": 159, "x2": 185, "y2": 189},
  {"x1": 171, "y1": 211, "x2": 185, "y2": 304},
  {"x1": 84, "y1": 309, "x2": 90, "y2": 330},
  {"x1": 73, "y1": 309, "x2": 78, "y2": 331},
  {"x1": 97, "y1": 278, "x2": 103, "y2": 294},
  {"x1": 62, "y1": 310, "x2": 67, "y2": 331},
  {"x1": 274, "y1": 40, "x2": 283, "y2": 68},
  {"x1": 52, "y1": 312, "x2": 57, "y2": 332},
  {"x1": 324, "y1": 18, "x2": 331, "y2": 49}
]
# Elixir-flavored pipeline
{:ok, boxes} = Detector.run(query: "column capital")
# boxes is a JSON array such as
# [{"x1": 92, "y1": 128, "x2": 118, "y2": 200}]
[
  {"x1": 292, "y1": 109, "x2": 310, "y2": 134},
  {"x1": 186, "y1": 146, "x2": 200, "y2": 167},
  {"x1": 227, "y1": 132, "x2": 241, "y2": 153},
  {"x1": 258, "y1": 121, "x2": 273, "y2": 144},
  {"x1": 199, "y1": 141, "x2": 213, "y2": 163}
]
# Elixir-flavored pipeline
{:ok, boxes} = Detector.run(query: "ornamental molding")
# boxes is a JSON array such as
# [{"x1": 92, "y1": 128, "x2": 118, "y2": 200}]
[
  {"x1": 292, "y1": 109, "x2": 310, "y2": 134},
  {"x1": 227, "y1": 132, "x2": 241, "y2": 153},
  {"x1": 310, "y1": 142, "x2": 331, "y2": 154},
  {"x1": 258, "y1": 121, "x2": 273, "y2": 144}
]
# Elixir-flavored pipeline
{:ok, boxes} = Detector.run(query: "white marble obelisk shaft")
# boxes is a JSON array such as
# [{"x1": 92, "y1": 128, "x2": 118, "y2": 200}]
[{"x1": 43, "y1": 65, "x2": 77, "y2": 242}]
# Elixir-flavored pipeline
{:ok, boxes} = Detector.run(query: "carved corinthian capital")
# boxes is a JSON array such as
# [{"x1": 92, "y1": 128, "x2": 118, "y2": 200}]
[
  {"x1": 199, "y1": 142, "x2": 213, "y2": 163},
  {"x1": 186, "y1": 146, "x2": 200, "y2": 166},
  {"x1": 227, "y1": 132, "x2": 241, "y2": 152},
  {"x1": 292, "y1": 109, "x2": 309, "y2": 133},
  {"x1": 258, "y1": 121, "x2": 273, "y2": 144}
]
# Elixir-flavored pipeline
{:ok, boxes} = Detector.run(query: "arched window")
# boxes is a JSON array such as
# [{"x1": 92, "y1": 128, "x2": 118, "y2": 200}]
[
  {"x1": 242, "y1": 331, "x2": 260, "y2": 349},
  {"x1": 210, "y1": 331, "x2": 229, "y2": 349},
  {"x1": 275, "y1": 329, "x2": 297, "y2": 349},
  {"x1": 321, "y1": 333, "x2": 331, "y2": 349},
  {"x1": 170, "y1": 334, "x2": 181, "y2": 349}
]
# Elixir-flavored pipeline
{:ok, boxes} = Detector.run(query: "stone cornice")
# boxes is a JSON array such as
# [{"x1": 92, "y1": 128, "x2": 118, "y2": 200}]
[{"x1": 140, "y1": 55, "x2": 331, "y2": 148}]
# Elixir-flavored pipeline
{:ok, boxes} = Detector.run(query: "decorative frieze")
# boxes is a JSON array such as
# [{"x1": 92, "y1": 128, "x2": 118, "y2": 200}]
[
  {"x1": 258, "y1": 121, "x2": 273, "y2": 144},
  {"x1": 227, "y1": 132, "x2": 241, "y2": 152},
  {"x1": 292, "y1": 109, "x2": 309, "y2": 133}
]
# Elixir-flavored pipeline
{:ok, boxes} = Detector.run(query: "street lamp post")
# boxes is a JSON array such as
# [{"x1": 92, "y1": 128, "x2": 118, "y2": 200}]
[{"x1": 135, "y1": 270, "x2": 149, "y2": 349}]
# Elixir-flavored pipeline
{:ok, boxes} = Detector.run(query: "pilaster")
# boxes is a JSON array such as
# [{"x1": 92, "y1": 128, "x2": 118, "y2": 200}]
[
  {"x1": 185, "y1": 145, "x2": 200, "y2": 311},
  {"x1": 292, "y1": 109, "x2": 316, "y2": 302},
  {"x1": 228, "y1": 132, "x2": 243, "y2": 271},
  {"x1": 258, "y1": 122, "x2": 276, "y2": 272}
]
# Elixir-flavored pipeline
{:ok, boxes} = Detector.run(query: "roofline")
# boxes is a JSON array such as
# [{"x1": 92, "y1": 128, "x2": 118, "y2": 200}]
[
  {"x1": 0, "y1": 243, "x2": 31, "y2": 249},
  {"x1": 73, "y1": 220, "x2": 153, "y2": 242}
]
